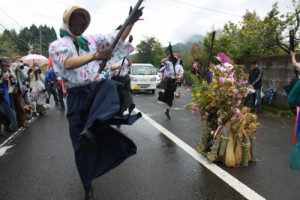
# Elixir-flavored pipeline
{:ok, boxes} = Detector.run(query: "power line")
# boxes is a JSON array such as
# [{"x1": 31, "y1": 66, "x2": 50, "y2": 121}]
[
  {"x1": 48, "y1": 0, "x2": 121, "y2": 19},
  {"x1": 0, "y1": 8, "x2": 22, "y2": 28},
  {"x1": 145, "y1": 6, "x2": 211, "y2": 35},
  {"x1": 170, "y1": 0, "x2": 242, "y2": 18}
]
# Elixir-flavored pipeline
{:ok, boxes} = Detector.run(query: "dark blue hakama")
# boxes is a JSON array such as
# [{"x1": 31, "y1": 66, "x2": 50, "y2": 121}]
[
  {"x1": 66, "y1": 79, "x2": 140, "y2": 191},
  {"x1": 158, "y1": 78, "x2": 177, "y2": 107}
]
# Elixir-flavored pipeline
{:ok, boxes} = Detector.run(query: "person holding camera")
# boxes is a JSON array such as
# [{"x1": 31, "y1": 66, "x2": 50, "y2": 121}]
[
  {"x1": 0, "y1": 57, "x2": 18, "y2": 132},
  {"x1": 10, "y1": 58, "x2": 29, "y2": 128},
  {"x1": 28, "y1": 62, "x2": 45, "y2": 117}
]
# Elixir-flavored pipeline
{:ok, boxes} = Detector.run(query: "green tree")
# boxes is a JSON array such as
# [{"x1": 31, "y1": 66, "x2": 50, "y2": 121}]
[
  {"x1": 0, "y1": 29, "x2": 18, "y2": 58},
  {"x1": 133, "y1": 37, "x2": 165, "y2": 67},
  {"x1": 17, "y1": 27, "x2": 31, "y2": 55},
  {"x1": 29, "y1": 24, "x2": 40, "y2": 54},
  {"x1": 239, "y1": 1, "x2": 300, "y2": 55},
  {"x1": 39, "y1": 25, "x2": 57, "y2": 57},
  {"x1": 0, "y1": 24, "x2": 58, "y2": 57},
  {"x1": 196, "y1": 0, "x2": 300, "y2": 63},
  {"x1": 258, "y1": 1, "x2": 298, "y2": 54}
]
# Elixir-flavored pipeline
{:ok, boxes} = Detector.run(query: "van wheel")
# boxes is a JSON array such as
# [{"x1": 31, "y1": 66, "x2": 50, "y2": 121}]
[{"x1": 151, "y1": 90, "x2": 155, "y2": 94}]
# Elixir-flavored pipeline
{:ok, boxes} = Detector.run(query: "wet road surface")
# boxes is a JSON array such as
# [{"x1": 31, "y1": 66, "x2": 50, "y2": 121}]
[{"x1": 0, "y1": 86, "x2": 299, "y2": 200}]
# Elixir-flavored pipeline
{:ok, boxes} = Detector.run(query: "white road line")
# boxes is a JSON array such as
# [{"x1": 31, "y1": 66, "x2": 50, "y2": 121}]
[
  {"x1": 0, "y1": 117, "x2": 37, "y2": 149},
  {"x1": 135, "y1": 108, "x2": 266, "y2": 200}
]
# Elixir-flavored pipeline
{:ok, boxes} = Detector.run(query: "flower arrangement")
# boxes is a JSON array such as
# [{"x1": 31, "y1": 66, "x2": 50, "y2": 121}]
[
  {"x1": 186, "y1": 64, "x2": 260, "y2": 167},
  {"x1": 192, "y1": 64, "x2": 249, "y2": 124}
]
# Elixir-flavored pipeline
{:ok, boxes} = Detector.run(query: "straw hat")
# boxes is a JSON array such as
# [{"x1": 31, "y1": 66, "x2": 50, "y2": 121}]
[{"x1": 63, "y1": 6, "x2": 91, "y2": 33}]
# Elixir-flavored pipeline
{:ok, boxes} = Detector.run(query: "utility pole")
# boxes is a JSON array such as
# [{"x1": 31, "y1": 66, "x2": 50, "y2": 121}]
[{"x1": 39, "y1": 28, "x2": 42, "y2": 54}]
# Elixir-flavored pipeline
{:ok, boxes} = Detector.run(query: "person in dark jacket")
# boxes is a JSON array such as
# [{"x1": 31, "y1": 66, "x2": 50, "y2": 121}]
[
  {"x1": 45, "y1": 68, "x2": 59, "y2": 106},
  {"x1": 248, "y1": 61, "x2": 263, "y2": 112}
]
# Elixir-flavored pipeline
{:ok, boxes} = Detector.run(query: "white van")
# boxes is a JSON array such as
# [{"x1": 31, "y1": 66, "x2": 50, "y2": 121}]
[{"x1": 130, "y1": 63, "x2": 157, "y2": 94}]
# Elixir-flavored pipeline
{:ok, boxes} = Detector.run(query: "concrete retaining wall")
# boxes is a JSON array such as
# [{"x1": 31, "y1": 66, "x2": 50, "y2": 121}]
[{"x1": 252, "y1": 55, "x2": 296, "y2": 108}]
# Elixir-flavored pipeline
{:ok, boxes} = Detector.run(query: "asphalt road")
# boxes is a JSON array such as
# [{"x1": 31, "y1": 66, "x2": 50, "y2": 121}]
[{"x1": 0, "y1": 86, "x2": 299, "y2": 200}]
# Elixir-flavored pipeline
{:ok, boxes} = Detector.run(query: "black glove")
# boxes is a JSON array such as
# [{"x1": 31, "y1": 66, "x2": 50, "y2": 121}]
[
  {"x1": 129, "y1": 35, "x2": 133, "y2": 43},
  {"x1": 128, "y1": 6, "x2": 144, "y2": 25}
]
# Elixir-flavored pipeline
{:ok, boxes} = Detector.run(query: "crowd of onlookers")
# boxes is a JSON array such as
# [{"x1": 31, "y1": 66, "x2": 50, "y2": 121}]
[{"x1": 0, "y1": 56, "x2": 65, "y2": 135}]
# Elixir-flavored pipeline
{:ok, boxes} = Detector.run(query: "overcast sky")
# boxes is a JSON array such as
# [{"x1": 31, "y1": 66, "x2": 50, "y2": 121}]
[{"x1": 0, "y1": 0, "x2": 293, "y2": 47}]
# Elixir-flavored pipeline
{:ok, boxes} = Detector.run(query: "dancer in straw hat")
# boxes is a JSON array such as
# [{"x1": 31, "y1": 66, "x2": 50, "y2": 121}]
[{"x1": 49, "y1": 5, "x2": 143, "y2": 200}]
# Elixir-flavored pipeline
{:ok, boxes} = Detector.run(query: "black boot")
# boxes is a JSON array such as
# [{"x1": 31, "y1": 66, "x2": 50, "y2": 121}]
[
  {"x1": 158, "y1": 91, "x2": 165, "y2": 101},
  {"x1": 165, "y1": 109, "x2": 171, "y2": 120},
  {"x1": 84, "y1": 187, "x2": 94, "y2": 200},
  {"x1": 32, "y1": 112, "x2": 37, "y2": 118},
  {"x1": 78, "y1": 129, "x2": 95, "y2": 146}
]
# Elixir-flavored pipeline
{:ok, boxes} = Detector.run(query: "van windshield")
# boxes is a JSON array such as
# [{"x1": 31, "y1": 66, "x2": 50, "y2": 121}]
[{"x1": 132, "y1": 65, "x2": 155, "y2": 75}]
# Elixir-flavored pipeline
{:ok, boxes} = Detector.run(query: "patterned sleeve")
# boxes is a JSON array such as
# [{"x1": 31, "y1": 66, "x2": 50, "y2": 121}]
[
  {"x1": 163, "y1": 60, "x2": 172, "y2": 70},
  {"x1": 177, "y1": 65, "x2": 184, "y2": 76},
  {"x1": 48, "y1": 38, "x2": 72, "y2": 79},
  {"x1": 91, "y1": 31, "x2": 134, "y2": 65}
]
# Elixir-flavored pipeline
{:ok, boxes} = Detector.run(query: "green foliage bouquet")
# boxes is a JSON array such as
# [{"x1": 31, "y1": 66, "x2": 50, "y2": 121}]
[{"x1": 191, "y1": 64, "x2": 249, "y2": 126}]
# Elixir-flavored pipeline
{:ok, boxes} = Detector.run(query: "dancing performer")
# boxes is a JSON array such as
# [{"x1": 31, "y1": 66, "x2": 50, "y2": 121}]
[
  {"x1": 49, "y1": 6, "x2": 143, "y2": 200},
  {"x1": 158, "y1": 53, "x2": 184, "y2": 120}
]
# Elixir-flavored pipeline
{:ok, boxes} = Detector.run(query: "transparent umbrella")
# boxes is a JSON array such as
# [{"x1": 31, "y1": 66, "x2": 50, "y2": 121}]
[{"x1": 21, "y1": 54, "x2": 48, "y2": 67}]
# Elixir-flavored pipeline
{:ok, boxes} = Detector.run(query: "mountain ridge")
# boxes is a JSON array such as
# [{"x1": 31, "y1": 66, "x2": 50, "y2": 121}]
[{"x1": 172, "y1": 34, "x2": 204, "y2": 53}]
